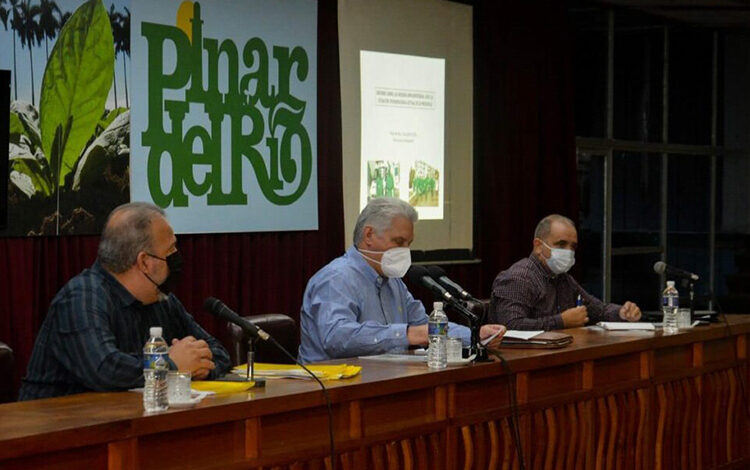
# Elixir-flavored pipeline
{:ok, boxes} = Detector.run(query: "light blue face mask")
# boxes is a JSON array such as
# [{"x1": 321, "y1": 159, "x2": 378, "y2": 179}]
[{"x1": 540, "y1": 240, "x2": 575, "y2": 274}]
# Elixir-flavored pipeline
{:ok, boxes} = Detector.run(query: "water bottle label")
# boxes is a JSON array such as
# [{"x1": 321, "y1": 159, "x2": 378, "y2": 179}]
[
  {"x1": 428, "y1": 321, "x2": 449, "y2": 336},
  {"x1": 144, "y1": 353, "x2": 167, "y2": 369}
]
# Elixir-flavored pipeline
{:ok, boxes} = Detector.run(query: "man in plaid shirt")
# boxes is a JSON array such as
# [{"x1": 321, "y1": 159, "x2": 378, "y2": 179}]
[{"x1": 489, "y1": 214, "x2": 642, "y2": 331}]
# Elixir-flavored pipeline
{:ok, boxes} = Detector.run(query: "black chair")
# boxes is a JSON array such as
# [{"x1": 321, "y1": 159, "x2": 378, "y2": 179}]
[
  {"x1": 226, "y1": 314, "x2": 300, "y2": 366},
  {"x1": 0, "y1": 341, "x2": 14, "y2": 403}
]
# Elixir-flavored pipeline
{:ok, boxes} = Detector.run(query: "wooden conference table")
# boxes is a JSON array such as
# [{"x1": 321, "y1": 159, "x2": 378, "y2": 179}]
[{"x1": 1, "y1": 316, "x2": 749, "y2": 470}]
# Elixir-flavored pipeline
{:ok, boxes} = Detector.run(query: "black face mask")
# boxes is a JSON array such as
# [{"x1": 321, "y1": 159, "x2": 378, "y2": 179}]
[{"x1": 144, "y1": 251, "x2": 183, "y2": 296}]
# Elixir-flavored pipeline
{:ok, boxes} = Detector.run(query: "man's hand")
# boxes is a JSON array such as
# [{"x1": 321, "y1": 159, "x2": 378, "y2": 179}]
[
  {"x1": 561, "y1": 306, "x2": 588, "y2": 327},
  {"x1": 407, "y1": 324, "x2": 429, "y2": 346},
  {"x1": 169, "y1": 336, "x2": 215, "y2": 380},
  {"x1": 479, "y1": 324, "x2": 506, "y2": 349},
  {"x1": 618, "y1": 301, "x2": 642, "y2": 322}
]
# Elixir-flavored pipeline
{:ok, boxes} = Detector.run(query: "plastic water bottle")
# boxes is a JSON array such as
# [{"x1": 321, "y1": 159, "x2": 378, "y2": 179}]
[
  {"x1": 143, "y1": 326, "x2": 169, "y2": 412},
  {"x1": 427, "y1": 302, "x2": 448, "y2": 369},
  {"x1": 662, "y1": 281, "x2": 679, "y2": 335}
]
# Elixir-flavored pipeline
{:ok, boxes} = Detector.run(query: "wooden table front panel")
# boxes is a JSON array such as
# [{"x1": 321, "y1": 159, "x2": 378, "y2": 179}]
[{"x1": 1, "y1": 318, "x2": 749, "y2": 470}]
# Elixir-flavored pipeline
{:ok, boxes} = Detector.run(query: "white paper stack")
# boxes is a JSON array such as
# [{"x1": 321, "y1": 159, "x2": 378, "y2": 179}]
[{"x1": 502, "y1": 330, "x2": 545, "y2": 340}]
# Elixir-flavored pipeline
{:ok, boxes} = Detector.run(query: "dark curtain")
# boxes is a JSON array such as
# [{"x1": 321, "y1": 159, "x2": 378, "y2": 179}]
[
  {"x1": 473, "y1": 0, "x2": 579, "y2": 287},
  {"x1": 0, "y1": 0, "x2": 578, "y2": 397},
  {"x1": 408, "y1": 0, "x2": 579, "y2": 306}
]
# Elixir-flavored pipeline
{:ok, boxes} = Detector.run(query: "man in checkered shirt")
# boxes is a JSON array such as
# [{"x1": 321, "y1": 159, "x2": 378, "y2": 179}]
[{"x1": 489, "y1": 214, "x2": 642, "y2": 331}]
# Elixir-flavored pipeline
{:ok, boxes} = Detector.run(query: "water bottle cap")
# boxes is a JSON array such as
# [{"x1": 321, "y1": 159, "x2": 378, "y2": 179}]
[
  {"x1": 433, "y1": 301, "x2": 443, "y2": 309},
  {"x1": 149, "y1": 326, "x2": 162, "y2": 337},
  {"x1": 666, "y1": 280, "x2": 675, "y2": 287}
]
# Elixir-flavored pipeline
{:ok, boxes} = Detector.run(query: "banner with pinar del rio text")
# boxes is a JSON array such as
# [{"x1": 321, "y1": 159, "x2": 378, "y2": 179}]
[{"x1": 130, "y1": 0, "x2": 318, "y2": 233}]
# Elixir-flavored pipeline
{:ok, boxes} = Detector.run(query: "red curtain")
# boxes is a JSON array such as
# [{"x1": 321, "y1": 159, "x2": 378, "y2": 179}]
[{"x1": 0, "y1": 0, "x2": 578, "y2": 397}]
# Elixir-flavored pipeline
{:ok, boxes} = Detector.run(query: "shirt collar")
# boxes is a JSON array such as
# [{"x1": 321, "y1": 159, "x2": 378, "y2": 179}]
[
  {"x1": 528, "y1": 253, "x2": 557, "y2": 280},
  {"x1": 92, "y1": 260, "x2": 140, "y2": 307},
  {"x1": 346, "y1": 245, "x2": 386, "y2": 286}
]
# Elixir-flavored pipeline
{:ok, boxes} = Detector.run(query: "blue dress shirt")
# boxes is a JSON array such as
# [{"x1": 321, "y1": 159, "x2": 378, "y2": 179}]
[{"x1": 298, "y1": 245, "x2": 471, "y2": 363}]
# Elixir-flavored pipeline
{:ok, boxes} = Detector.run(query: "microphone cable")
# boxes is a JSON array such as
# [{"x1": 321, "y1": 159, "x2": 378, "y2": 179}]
[
  {"x1": 486, "y1": 348, "x2": 526, "y2": 470},
  {"x1": 265, "y1": 336, "x2": 337, "y2": 470},
  {"x1": 204, "y1": 297, "x2": 336, "y2": 467}
]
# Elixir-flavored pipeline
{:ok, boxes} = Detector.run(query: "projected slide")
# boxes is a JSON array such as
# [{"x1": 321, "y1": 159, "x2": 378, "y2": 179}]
[{"x1": 360, "y1": 51, "x2": 445, "y2": 220}]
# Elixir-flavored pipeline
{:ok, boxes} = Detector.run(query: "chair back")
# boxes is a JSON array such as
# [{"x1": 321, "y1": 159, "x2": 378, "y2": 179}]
[
  {"x1": 0, "y1": 341, "x2": 14, "y2": 403},
  {"x1": 226, "y1": 314, "x2": 299, "y2": 366}
]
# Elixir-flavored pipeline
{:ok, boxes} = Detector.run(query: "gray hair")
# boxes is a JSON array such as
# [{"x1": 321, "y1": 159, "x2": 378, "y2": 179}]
[
  {"x1": 534, "y1": 214, "x2": 575, "y2": 240},
  {"x1": 98, "y1": 202, "x2": 166, "y2": 273},
  {"x1": 353, "y1": 198, "x2": 418, "y2": 245}
]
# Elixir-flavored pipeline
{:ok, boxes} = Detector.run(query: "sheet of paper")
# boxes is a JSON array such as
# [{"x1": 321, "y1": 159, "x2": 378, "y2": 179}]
[
  {"x1": 503, "y1": 330, "x2": 545, "y2": 340},
  {"x1": 358, "y1": 354, "x2": 428, "y2": 363}
]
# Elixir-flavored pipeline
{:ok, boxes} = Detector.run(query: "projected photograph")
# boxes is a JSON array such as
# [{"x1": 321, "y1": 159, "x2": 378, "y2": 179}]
[
  {"x1": 359, "y1": 51, "x2": 445, "y2": 220},
  {"x1": 367, "y1": 160, "x2": 400, "y2": 200},
  {"x1": 408, "y1": 160, "x2": 439, "y2": 207},
  {"x1": 2, "y1": 0, "x2": 131, "y2": 236}
]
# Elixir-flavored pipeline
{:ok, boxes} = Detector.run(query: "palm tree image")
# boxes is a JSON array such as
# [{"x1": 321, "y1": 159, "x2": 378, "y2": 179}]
[
  {"x1": 38, "y1": 0, "x2": 61, "y2": 58},
  {"x1": 0, "y1": 1, "x2": 15, "y2": 100},
  {"x1": 15, "y1": 0, "x2": 42, "y2": 106},
  {"x1": 2, "y1": 0, "x2": 130, "y2": 116},
  {"x1": 108, "y1": 4, "x2": 129, "y2": 109},
  {"x1": 0, "y1": 0, "x2": 22, "y2": 100},
  {"x1": 117, "y1": 5, "x2": 128, "y2": 107},
  {"x1": 58, "y1": 9, "x2": 69, "y2": 26},
  {"x1": 107, "y1": 3, "x2": 119, "y2": 107}
]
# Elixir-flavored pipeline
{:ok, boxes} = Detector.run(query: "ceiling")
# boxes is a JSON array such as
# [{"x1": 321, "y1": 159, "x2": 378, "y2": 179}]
[{"x1": 596, "y1": 0, "x2": 750, "y2": 27}]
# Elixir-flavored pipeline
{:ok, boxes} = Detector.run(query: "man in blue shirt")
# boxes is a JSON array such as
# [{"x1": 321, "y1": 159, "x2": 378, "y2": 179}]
[
  {"x1": 299, "y1": 198, "x2": 505, "y2": 363},
  {"x1": 19, "y1": 203, "x2": 230, "y2": 400}
]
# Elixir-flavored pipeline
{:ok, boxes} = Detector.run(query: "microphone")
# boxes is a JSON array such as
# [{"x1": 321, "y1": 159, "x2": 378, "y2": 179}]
[
  {"x1": 203, "y1": 297, "x2": 270, "y2": 340},
  {"x1": 407, "y1": 266, "x2": 479, "y2": 323},
  {"x1": 653, "y1": 261, "x2": 699, "y2": 282},
  {"x1": 407, "y1": 265, "x2": 456, "y2": 303},
  {"x1": 426, "y1": 265, "x2": 478, "y2": 302}
]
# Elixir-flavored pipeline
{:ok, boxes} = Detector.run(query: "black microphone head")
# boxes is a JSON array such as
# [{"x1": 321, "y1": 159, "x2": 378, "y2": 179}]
[
  {"x1": 406, "y1": 265, "x2": 429, "y2": 285},
  {"x1": 426, "y1": 265, "x2": 447, "y2": 279},
  {"x1": 653, "y1": 261, "x2": 667, "y2": 274},
  {"x1": 203, "y1": 297, "x2": 223, "y2": 313}
]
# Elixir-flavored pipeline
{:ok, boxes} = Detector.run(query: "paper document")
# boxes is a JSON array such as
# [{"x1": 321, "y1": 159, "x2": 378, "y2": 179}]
[
  {"x1": 236, "y1": 368, "x2": 322, "y2": 379},
  {"x1": 358, "y1": 354, "x2": 428, "y2": 363},
  {"x1": 232, "y1": 363, "x2": 362, "y2": 380},
  {"x1": 503, "y1": 330, "x2": 545, "y2": 341},
  {"x1": 597, "y1": 322, "x2": 655, "y2": 331}
]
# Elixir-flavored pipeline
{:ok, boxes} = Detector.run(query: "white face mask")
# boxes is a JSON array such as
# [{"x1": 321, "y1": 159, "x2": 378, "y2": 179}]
[
  {"x1": 359, "y1": 247, "x2": 412, "y2": 278},
  {"x1": 540, "y1": 240, "x2": 575, "y2": 274}
]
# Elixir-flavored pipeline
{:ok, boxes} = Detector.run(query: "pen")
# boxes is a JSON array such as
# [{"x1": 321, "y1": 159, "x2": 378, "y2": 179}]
[{"x1": 576, "y1": 294, "x2": 583, "y2": 307}]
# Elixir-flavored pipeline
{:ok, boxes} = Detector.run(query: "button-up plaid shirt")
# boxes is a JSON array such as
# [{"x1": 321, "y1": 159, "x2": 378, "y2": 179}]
[{"x1": 489, "y1": 255, "x2": 621, "y2": 330}]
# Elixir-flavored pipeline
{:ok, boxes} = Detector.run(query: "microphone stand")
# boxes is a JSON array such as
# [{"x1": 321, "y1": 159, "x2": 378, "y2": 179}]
[
  {"x1": 447, "y1": 299, "x2": 490, "y2": 363},
  {"x1": 470, "y1": 319, "x2": 489, "y2": 362},
  {"x1": 689, "y1": 280, "x2": 695, "y2": 324},
  {"x1": 246, "y1": 338, "x2": 256, "y2": 382}
]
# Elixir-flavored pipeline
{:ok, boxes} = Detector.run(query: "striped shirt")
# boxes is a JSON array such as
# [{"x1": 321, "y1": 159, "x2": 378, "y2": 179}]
[
  {"x1": 18, "y1": 261, "x2": 230, "y2": 400},
  {"x1": 489, "y1": 255, "x2": 621, "y2": 330}
]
